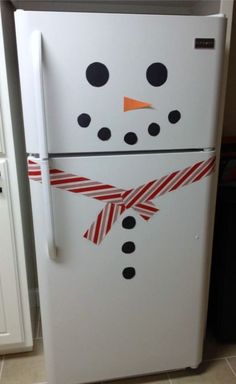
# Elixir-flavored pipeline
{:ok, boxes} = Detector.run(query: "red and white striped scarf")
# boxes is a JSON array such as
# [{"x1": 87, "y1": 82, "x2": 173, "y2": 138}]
[{"x1": 28, "y1": 156, "x2": 215, "y2": 245}]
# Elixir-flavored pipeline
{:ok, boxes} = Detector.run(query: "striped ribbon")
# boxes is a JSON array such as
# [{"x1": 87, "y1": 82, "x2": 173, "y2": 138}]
[{"x1": 28, "y1": 156, "x2": 215, "y2": 245}]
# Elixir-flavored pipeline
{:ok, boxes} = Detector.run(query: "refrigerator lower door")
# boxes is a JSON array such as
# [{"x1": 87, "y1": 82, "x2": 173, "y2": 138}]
[{"x1": 29, "y1": 151, "x2": 216, "y2": 384}]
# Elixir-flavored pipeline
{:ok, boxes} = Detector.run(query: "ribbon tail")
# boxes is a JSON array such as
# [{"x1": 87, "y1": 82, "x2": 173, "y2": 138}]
[
  {"x1": 84, "y1": 203, "x2": 126, "y2": 245},
  {"x1": 132, "y1": 201, "x2": 159, "y2": 221}
]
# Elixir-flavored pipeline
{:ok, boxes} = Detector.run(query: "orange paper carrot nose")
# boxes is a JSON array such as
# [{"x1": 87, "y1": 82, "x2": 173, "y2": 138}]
[{"x1": 124, "y1": 97, "x2": 152, "y2": 112}]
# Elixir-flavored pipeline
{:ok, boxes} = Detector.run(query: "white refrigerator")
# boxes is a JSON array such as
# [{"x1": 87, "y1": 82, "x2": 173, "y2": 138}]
[{"x1": 15, "y1": 11, "x2": 226, "y2": 384}]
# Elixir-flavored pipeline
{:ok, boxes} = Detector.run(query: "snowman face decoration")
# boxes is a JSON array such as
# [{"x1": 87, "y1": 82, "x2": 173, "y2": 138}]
[{"x1": 77, "y1": 61, "x2": 181, "y2": 145}]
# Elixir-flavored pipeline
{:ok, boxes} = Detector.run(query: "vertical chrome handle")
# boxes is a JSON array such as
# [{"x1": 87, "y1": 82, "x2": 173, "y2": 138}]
[{"x1": 31, "y1": 31, "x2": 57, "y2": 260}]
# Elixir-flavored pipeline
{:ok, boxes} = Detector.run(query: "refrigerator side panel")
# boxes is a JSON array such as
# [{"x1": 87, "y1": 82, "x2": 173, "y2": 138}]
[
  {"x1": 15, "y1": 12, "x2": 226, "y2": 154},
  {"x1": 28, "y1": 151, "x2": 216, "y2": 384},
  {"x1": 14, "y1": 11, "x2": 38, "y2": 154}
]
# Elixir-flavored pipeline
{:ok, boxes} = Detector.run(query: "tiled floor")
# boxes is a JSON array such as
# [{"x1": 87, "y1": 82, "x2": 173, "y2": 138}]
[{"x1": 1, "y1": 313, "x2": 236, "y2": 384}]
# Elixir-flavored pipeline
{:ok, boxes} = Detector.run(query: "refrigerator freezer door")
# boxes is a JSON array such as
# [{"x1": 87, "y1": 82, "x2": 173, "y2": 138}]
[
  {"x1": 29, "y1": 151, "x2": 216, "y2": 384},
  {"x1": 15, "y1": 12, "x2": 225, "y2": 154}
]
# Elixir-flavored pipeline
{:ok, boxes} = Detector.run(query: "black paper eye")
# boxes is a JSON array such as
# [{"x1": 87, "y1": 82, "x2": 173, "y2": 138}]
[
  {"x1": 146, "y1": 63, "x2": 168, "y2": 87},
  {"x1": 86, "y1": 62, "x2": 109, "y2": 87}
]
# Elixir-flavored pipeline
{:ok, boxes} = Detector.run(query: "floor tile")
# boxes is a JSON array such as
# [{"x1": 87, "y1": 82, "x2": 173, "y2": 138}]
[
  {"x1": 203, "y1": 332, "x2": 236, "y2": 360},
  {"x1": 33, "y1": 382, "x2": 48, "y2": 384},
  {"x1": 1, "y1": 340, "x2": 46, "y2": 384},
  {"x1": 169, "y1": 359, "x2": 236, "y2": 383},
  {"x1": 0, "y1": 358, "x2": 4, "y2": 380},
  {"x1": 32, "y1": 382, "x2": 47, "y2": 384},
  {"x1": 227, "y1": 357, "x2": 236, "y2": 376},
  {"x1": 2, "y1": 331, "x2": 236, "y2": 384},
  {"x1": 107, "y1": 372, "x2": 170, "y2": 384}
]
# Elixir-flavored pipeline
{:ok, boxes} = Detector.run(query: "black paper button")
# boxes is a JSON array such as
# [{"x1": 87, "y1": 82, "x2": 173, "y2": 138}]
[
  {"x1": 122, "y1": 241, "x2": 135, "y2": 254},
  {"x1": 122, "y1": 267, "x2": 136, "y2": 279},
  {"x1": 122, "y1": 216, "x2": 136, "y2": 229}
]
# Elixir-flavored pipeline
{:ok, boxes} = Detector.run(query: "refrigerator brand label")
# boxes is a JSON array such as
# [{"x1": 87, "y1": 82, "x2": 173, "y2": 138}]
[
  {"x1": 28, "y1": 157, "x2": 216, "y2": 245},
  {"x1": 195, "y1": 38, "x2": 215, "y2": 49}
]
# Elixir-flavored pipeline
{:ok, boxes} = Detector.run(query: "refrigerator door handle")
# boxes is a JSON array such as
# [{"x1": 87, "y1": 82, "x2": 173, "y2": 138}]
[
  {"x1": 31, "y1": 30, "x2": 48, "y2": 160},
  {"x1": 40, "y1": 159, "x2": 57, "y2": 260},
  {"x1": 31, "y1": 31, "x2": 57, "y2": 260}
]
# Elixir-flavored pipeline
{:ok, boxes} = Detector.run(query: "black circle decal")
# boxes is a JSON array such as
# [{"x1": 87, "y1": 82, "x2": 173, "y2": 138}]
[
  {"x1": 124, "y1": 132, "x2": 138, "y2": 145},
  {"x1": 97, "y1": 127, "x2": 111, "y2": 141},
  {"x1": 77, "y1": 113, "x2": 91, "y2": 128},
  {"x1": 122, "y1": 267, "x2": 136, "y2": 279},
  {"x1": 146, "y1": 63, "x2": 168, "y2": 87},
  {"x1": 168, "y1": 110, "x2": 181, "y2": 124},
  {"x1": 86, "y1": 62, "x2": 109, "y2": 87},
  {"x1": 148, "y1": 123, "x2": 160, "y2": 136},
  {"x1": 122, "y1": 241, "x2": 135, "y2": 254},
  {"x1": 122, "y1": 216, "x2": 136, "y2": 229}
]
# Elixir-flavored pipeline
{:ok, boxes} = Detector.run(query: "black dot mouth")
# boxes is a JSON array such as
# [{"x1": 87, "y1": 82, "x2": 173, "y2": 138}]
[
  {"x1": 124, "y1": 132, "x2": 138, "y2": 145},
  {"x1": 148, "y1": 123, "x2": 160, "y2": 136},
  {"x1": 97, "y1": 127, "x2": 111, "y2": 141},
  {"x1": 168, "y1": 110, "x2": 181, "y2": 124},
  {"x1": 77, "y1": 113, "x2": 91, "y2": 128},
  {"x1": 77, "y1": 110, "x2": 182, "y2": 144}
]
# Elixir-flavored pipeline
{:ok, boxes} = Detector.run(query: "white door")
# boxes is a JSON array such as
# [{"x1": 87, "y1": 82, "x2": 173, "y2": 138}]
[
  {"x1": 29, "y1": 150, "x2": 216, "y2": 384},
  {"x1": 0, "y1": 160, "x2": 23, "y2": 347},
  {"x1": 15, "y1": 12, "x2": 225, "y2": 154}
]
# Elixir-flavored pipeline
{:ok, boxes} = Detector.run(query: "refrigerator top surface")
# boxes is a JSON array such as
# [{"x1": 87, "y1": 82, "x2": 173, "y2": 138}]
[
  {"x1": 11, "y1": 1, "x2": 223, "y2": 16},
  {"x1": 15, "y1": 12, "x2": 226, "y2": 154}
]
